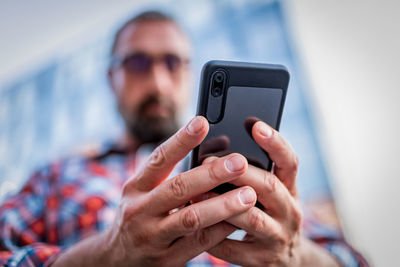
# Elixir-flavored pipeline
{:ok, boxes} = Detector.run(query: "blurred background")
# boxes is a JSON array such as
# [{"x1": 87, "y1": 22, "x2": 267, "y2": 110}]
[{"x1": 0, "y1": 0, "x2": 399, "y2": 265}]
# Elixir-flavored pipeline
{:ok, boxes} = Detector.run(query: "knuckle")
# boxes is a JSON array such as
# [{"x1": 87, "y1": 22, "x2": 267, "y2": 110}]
[
  {"x1": 133, "y1": 229, "x2": 153, "y2": 245},
  {"x1": 121, "y1": 174, "x2": 142, "y2": 195},
  {"x1": 220, "y1": 242, "x2": 233, "y2": 258},
  {"x1": 121, "y1": 180, "x2": 133, "y2": 196},
  {"x1": 272, "y1": 225, "x2": 289, "y2": 248},
  {"x1": 293, "y1": 154, "x2": 300, "y2": 171},
  {"x1": 118, "y1": 203, "x2": 131, "y2": 224},
  {"x1": 270, "y1": 136, "x2": 285, "y2": 152},
  {"x1": 289, "y1": 153, "x2": 300, "y2": 173},
  {"x1": 180, "y1": 208, "x2": 201, "y2": 230},
  {"x1": 148, "y1": 145, "x2": 167, "y2": 168},
  {"x1": 258, "y1": 252, "x2": 279, "y2": 266},
  {"x1": 169, "y1": 175, "x2": 188, "y2": 199},
  {"x1": 276, "y1": 145, "x2": 287, "y2": 157},
  {"x1": 223, "y1": 197, "x2": 234, "y2": 214},
  {"x1": 275, "y1": 229, "x2": 287, "y2": 245},
  {"x1": 290, "y1": 203, "x2": 303, "y2": 232},
  {"x1": 263, "y1": 172, "x2": 277, "y2": 193},
  {"x1": 156, "y1": 221, "x2": 174, "y2": 242},
  {"x1": 119, "y1": 200, "x2": 132, "y2": 221},
  {"x1": 118, "y1": 195, "x2": 149, "y2": 225},
  {"x1": 120, "y1": 200, "x2": 142, "y2": 223},
  {"x1": 248, "y1": 208, "x2": 266, "y2": 232},
  {"x1": 207, "y1": 163, "x2": 221, "y2": 183},
  {"x1": 196, "y1": 229, "x2": 211, "y2": 247},
  {"x1": 293, "y1": 153, "x2": 300, "y2": 168}
]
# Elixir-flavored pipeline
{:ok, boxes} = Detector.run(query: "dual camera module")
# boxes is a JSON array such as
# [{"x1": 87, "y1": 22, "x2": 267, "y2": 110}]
[
  {"x1": 211, "y1": 71, "x2": 226, "y2": 97},
  {"x1": 206, "y1": 69, "x2": 227, "y2": 123}
]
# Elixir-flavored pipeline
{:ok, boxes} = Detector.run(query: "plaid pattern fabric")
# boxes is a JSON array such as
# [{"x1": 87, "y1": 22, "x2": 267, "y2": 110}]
[{"x1": 0, "y1": 143, "x2": 368, "y2": 266}]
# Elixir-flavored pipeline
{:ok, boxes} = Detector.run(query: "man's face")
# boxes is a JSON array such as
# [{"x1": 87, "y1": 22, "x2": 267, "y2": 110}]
[{"x1": 109, "y1": 20, "x2": 191, "y2": 144}]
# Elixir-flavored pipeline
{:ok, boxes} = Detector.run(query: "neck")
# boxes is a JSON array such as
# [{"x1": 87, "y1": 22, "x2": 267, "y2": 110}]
[{"x1": 115, "y1": 131, "x2": 141, "y2": 153}]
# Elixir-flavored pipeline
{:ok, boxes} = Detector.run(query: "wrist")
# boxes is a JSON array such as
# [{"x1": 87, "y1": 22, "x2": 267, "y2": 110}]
[
  {"x1": 51, "y1": 229, "x2": 115, "y2": 267},
  {"x1": 297, "y1": 237, "x2": 342, "y2": 267},
  {"x1": 94, "y1": 228, "x2": 117, "y2": 266},
  {"x1": 102, "y1": 226, "x2": 127, "y2": 266}
]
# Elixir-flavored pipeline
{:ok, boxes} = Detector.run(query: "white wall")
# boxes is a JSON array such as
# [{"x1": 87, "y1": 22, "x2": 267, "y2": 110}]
[
  {"x1": 284, "y1": 0, "x2": 400, "y2": 266},
  {"x1": 0, "y1": 0, "x2": 159, "y2": 86},
  {"x1": 1, "y1": 0, "x2": 398, "y2": 265}
]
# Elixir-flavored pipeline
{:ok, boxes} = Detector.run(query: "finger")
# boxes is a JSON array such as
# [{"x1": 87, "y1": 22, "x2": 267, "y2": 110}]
[
  {"x1": 202, "y1": 156, "x2": 218, "y2": 165},
  {"x1": 148, "y1": 153, "x2": 248, "y2": 214},
  {"x1": 208, "y1": 239, "x2": 257, "y2": 266},
  {"x1": 252, "y1": 121, "x2": 299, "y2": 196},
  {"x1": 171, "y1": 222, "x2": 236, "y2": 264},
  {"x1": 133, "y1": 116, "x2": 209, "y2": 191},
  {"x1": 190, "y1": 191, "x2": 218, "y2": 204},
  {"x1": 157, "y1": 186, "x2": 256, "y2": 242},
  {"x1": 230, "y1": 165, "x2": 294, "y2": 218},
  {"x1": 225, "y1": 207, "x2": 283, "y2": 240},
  {"x1": 198, "y1": 135, "x2": 230, "y2": 156}
]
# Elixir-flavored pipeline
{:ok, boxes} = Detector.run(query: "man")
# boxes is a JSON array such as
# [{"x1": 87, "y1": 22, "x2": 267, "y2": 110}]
[{"x1": 0, "y1": 11, "x2": 367, "y2": 266}]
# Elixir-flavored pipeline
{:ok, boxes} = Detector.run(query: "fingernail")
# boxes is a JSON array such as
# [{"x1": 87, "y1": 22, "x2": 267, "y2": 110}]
[
  {"x1": 239, "y1": 188, "x2": 256, "y2": 204},
  {"x1": 187, "y1": 117, "x2": 203, "y2": 135},
  {"x1": 225, "y1": 155, "x2": 245, "y2": 172},
  {"x1": 258, "y1": 122, "x2": 272, "y2": 138}
]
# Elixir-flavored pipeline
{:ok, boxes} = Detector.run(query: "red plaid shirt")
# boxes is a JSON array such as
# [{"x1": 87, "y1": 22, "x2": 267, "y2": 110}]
[{"x1": 0, "y1": 142, "x2": 368, "y2": 266}]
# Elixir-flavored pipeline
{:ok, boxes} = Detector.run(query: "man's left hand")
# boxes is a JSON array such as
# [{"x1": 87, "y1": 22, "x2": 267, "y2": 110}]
[{"x1": 205, "y1": 121, "x2": 341, "y2": 267}]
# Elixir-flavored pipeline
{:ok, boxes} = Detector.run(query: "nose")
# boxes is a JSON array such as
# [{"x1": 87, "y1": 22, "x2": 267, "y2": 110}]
[{"x1": 147, "y1": 62, "x2": 174, "y2": 95}]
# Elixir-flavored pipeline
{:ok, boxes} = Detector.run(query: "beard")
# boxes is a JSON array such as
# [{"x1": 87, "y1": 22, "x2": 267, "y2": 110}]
[{"x1": 123, "y1": 94, "x2": 180, "y2": 145}]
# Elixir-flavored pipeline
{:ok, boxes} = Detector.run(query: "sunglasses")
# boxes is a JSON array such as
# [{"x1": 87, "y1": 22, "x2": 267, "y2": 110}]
[{"x1": 111, "y1": 52, "x2": 189, "y2": 73}]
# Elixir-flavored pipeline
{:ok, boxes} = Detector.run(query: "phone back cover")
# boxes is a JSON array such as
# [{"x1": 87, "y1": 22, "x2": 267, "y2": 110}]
[{"x1": 191, "y1": 60, "x2": 289, "y2": 171}]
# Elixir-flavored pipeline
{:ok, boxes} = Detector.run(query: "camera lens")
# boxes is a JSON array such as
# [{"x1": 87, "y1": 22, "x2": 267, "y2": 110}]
[
  {"x1": 211, "y1": 87, "x2": 223, "y2": 97},
  {"x1": 214, "y1": 72, "x2": 224, "y2": 83}
]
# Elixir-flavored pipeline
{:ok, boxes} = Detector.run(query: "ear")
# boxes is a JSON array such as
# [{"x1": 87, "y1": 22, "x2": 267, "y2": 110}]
[{"x1": 108, "y1": 68, "x2": 117, "y2": 94}]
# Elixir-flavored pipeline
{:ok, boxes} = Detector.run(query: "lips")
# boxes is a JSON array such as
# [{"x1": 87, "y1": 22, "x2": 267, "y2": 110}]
[
  {"x1": 137, "y1": 94, "x2": 175, "y2": 120},
  {"x1": 144, "y1": 103, "x2": 170, "y2": 117}
]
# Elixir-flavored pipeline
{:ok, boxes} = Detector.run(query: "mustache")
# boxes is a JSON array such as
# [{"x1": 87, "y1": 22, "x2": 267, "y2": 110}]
[{"x1": 137, "y1": 94, "x2": 175, "y2": 116}]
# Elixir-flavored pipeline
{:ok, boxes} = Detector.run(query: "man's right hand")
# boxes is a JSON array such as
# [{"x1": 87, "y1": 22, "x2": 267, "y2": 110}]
[{"x1": 52, "y1": 116, "x2": 256, "y2": 267}]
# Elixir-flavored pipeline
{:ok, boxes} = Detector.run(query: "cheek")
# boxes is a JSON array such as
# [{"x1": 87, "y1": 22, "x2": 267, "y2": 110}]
[
  {"x1": 113, "y1": 71, "x2": 141, "y2": 110},
  {"x1": 120, "y1": 90, "x2": 142, "y2": 114},
  {"x1": 177, "y1": 88, "x2": 189, "y2": 109},
  {"x1": 175, "y1": 73, "x2": 191, "y2": 108},
  {"x1": 113, "y1": 70, "x2": 139, "y2": 95}
]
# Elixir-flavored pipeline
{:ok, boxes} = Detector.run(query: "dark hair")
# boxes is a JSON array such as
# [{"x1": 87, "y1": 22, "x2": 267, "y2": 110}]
[{"x1": 110, "y1": 10, "x2": 177, "y2": 56}]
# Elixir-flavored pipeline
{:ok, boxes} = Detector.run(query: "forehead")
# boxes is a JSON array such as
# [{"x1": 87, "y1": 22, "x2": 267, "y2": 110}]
[{"x1": 114, "y1": 20, "x2": 191, "y2": 57}]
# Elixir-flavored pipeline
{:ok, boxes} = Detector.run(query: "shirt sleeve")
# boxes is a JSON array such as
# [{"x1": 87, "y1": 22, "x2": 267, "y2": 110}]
[
  {"x1": 302, "y1": 198, "x2": 369, "y2": 267},
  {"x1": 0, "y1": 165, "x2": 63, "y2": 267}
]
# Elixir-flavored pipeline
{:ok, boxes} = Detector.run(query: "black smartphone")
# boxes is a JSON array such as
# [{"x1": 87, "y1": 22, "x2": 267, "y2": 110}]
[{"x1": 190, "y1": 60, "x2": 289, "y2": 194}]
